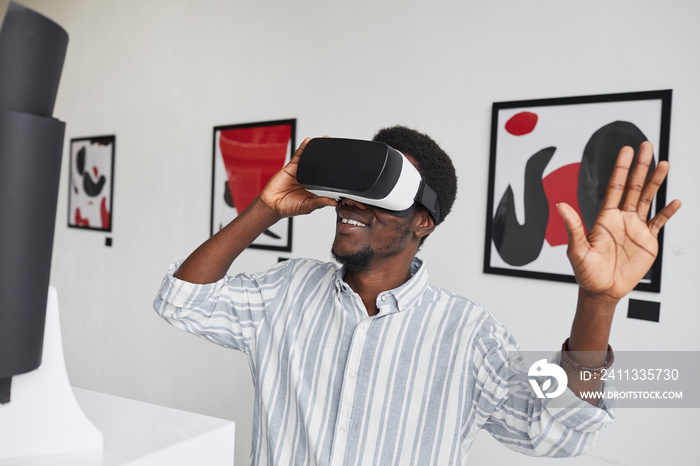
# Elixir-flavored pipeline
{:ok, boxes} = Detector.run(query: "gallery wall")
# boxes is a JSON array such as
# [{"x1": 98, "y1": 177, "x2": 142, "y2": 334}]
[{"x1": 2, "y1": 0, "x2": 698, "y2": 464}]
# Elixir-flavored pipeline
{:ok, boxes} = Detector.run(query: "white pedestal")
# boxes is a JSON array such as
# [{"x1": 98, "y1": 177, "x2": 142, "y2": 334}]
[
  {"x1": 0, "y1": 287, "x2": 103, "y2": 459},
  {"x1": 74, "y1": 388, "x2": 236, "y2": 465},
  {"x1": 0, "y1": 389, "x2": 236, "y2": 465},
  {"x1": 0, "y1": 287, "x2": 236, "y2": 465}
]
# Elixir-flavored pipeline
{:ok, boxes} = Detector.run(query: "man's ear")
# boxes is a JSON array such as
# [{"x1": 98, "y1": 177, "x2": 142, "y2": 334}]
[{"x1": 413, "y1": 209, "x2": 436, "y2": 240}]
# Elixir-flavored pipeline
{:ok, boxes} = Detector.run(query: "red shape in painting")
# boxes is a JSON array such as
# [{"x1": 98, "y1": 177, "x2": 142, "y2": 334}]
[
  {"x1": 505, "y1": 111, "x2": 538, "y2": 136},
  {"x1": 74, "y1": 207, "x2": 90, "y2": 227},
  {"x1": 218, "y1": 125, "x2": 291, "y2": 213},
  {"x1": 100, "y1": 196, "x2": 110, "y2": 230},
  {"x1": 543, "y1": 163, "x2": 587, "y2": 247}
]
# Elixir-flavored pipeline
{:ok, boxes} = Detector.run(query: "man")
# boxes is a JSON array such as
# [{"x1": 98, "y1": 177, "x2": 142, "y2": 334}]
[{"x1": 154, "y1": 126, "x2": 680, "y2": 465}]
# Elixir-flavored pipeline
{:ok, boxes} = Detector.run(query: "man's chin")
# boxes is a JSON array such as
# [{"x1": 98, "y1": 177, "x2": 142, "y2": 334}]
[{"x1": 331, "y1": 245, "x2": 374, "y2": 270}]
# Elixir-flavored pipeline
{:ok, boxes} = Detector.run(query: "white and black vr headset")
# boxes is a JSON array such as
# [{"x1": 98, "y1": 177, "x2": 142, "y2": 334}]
[{"x1": 297, "y1": 138, "x2": 441, "y2": 224}]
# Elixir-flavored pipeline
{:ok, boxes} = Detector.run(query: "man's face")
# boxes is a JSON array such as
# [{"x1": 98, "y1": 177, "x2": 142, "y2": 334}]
[{"x1": 330, "y1": 198, "x2": 418, "y2": 270}]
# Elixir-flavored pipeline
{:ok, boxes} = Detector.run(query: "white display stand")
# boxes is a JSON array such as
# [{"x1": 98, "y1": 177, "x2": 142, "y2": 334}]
[
  {"x1": 0, "y1": 287, "x2": 104, "y2": 459},
  {"x1": 0, "y1": 390, "x2": 236, "y2": 466},
  {"x1": 0, "y1": 288, "x2": 236, "y2": 465},
  {"x1": 72, "y1": 388, "x2": 236, "y2": 466}
]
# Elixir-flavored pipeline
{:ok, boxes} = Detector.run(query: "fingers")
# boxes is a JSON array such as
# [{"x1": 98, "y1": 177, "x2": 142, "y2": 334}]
[
  {"x1": 597, "y1": 141, "x2": 679, "y2": 239},
  {"x1": 649, "y1": 199, "x2": 681, "y2": 237},
  {"x1": 601, "y1": 146, "x2": 634, "y2": 211},
  {"x1": 314, "y1": 196, "x2": 339, "y2": 209},
  {"x1": 296, "y1": 194, "x2": 338, "y2": 216},
  {"x1": 620, "y1": 141, "x2": 654, "y2": 214},
  {"x1": 604, "y1": 142, "x2": 670, "y2": 223},
  {"x1": 556, "y1": 202, "x2": 588, "y2": 253},
  {"x1": 289, "y1": 137, "x2": 312, "y2": 165},
  {"x1": 636, "y1": 159, "x2": 669, "y2": 220}
]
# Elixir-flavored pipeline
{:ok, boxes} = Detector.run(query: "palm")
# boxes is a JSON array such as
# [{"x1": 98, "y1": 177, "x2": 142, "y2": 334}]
[
  {"x1": 571, "y1": 208, "x2": 658, "y2": 299},
  {"x1": 558, "y1": 142, "x2": 680, "y2": 302}
]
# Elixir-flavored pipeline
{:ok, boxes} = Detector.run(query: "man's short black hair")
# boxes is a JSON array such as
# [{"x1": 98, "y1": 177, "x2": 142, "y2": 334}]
[{"x1": 373, "y1": 126, "x2": 458, "y2": 225}]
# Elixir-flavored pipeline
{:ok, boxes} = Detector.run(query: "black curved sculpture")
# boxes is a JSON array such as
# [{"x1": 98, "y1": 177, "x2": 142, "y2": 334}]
[{"x1": 0, "y1": 2, "x2": 68, "y2": 404}]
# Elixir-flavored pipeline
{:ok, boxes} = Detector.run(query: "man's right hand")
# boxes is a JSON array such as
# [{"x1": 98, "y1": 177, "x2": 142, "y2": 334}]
[
  {"x1": 174, "y1": 137, "x2": 336, "y2": 284},
  {"x1": 259, "y1": 137, "x2": 338, "y2": 219}
]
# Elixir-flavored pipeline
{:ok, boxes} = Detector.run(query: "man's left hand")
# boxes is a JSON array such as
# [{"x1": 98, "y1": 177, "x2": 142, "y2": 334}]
[{"x1": 557, "y1": 141, "x2": 681, "y2": 304}]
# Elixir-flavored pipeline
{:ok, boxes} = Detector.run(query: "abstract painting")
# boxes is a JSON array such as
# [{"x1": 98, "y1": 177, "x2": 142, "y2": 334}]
[
  {"x1": 68, "y1": 135, "x2": 115, "y2": 232},
  {"x1": 211, "y1": 119, "x2": 295, "y2": 251},
  {"x1": 484, "y1": 90, "x2": 672, "y2": 292}
]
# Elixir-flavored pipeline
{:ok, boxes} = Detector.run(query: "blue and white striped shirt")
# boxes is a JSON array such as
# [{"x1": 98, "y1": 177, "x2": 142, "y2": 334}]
[{"x1": 154, "y1": 257, "x2": 613, "y2": 465}]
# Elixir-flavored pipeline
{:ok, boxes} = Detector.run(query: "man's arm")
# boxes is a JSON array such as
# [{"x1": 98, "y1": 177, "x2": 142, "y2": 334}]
[
  {"x1": 174, "y1": 137, "x2": 337, "y2": 284},
  {"x1": 556, "y1": 141, "x2": 681, "y2": 403}
]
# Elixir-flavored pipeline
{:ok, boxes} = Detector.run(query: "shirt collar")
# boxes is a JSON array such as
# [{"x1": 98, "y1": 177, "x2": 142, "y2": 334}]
[
  {"x1": 333, "y1": 257, "x2": 430, "y2": 314},
  {"x1": 391, "y1": 257, "x2": 429, "y2": 312}
]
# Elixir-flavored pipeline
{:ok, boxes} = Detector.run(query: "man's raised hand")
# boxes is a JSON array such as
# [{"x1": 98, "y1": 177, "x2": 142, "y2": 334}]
[
  {"x1": 259, "y1": 137, "x2": 338, "y2": 219},
  {"x1": 556, "y1": 141, "x2": 681, "y2": 303}
]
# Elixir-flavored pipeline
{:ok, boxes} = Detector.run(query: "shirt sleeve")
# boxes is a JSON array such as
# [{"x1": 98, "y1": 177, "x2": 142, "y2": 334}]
[
  {"x1": 152, "y1": 260, "x2": 284, "y2": 353},
  {"x1": 474, "y1": 317, "x2": 615, "y2": 458}
]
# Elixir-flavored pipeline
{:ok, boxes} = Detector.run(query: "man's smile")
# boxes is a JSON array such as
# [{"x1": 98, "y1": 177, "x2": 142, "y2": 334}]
[
  {"x1": 337, "y1": 208, "x2": 370, "y2": 230},
  {"x1": 340, "y1": 218, "x2": 367, "y2": 227}
]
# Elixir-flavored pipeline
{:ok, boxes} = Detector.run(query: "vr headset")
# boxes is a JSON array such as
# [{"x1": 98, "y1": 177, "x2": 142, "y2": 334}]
[{"x1": 297, "y1": 138, "x2": 441, "y2": 223}]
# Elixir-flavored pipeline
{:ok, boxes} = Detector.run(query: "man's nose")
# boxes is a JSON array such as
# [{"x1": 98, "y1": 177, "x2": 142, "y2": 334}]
[{"x1": 340, "y1": 198, "x2": 370, "y2": 210}]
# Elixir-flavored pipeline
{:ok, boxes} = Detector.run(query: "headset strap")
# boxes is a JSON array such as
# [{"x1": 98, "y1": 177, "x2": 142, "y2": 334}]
[{"x1": 415, "y1": 180, "x2": 441, "y2": 224}]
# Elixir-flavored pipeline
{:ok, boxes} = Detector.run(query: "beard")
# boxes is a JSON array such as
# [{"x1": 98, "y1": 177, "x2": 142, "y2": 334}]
[
  {"x1": 330, "y1": 217, "x2": 416, "y2": 270},
  {"x1": 331, "y1": 244, "x2": 374, "y2": 270}
]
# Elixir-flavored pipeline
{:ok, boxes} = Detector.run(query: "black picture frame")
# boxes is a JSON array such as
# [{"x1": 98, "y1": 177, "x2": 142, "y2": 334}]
[
  {"x1": 211, "y1": 119, "x2": 295, "y2": 252},
  {"x1": 484, "y1": 90, "x2": 672, "y2": 292},
  {"x1": 67, "y1": 135, "x2": 116, "y2": 232}
]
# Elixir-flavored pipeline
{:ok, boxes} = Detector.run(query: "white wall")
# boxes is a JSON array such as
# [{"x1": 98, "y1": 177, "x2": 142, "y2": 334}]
[{"x1": 3, "y1": 0, "x2": 698, "y2": 464}]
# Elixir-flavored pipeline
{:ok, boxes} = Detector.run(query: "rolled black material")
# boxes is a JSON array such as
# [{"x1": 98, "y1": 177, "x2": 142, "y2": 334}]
[
  {"x1": 0, "y1": 2, "x2": 68, "y2": 116},
  {"x1": 0, "y1": 2, "x2": 68, "y2": 404},
  {"x1": 0, "y1": 110, "x2": 66, "y2": 376}
]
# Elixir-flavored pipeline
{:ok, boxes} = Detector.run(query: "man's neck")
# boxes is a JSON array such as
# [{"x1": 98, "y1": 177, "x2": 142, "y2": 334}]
[{"x1": 343, "y1": 259, "x2": 413, "y2": 316}]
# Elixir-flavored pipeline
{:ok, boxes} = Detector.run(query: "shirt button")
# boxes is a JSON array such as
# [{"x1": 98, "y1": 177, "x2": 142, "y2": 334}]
[
  {"x1": 348, "y1": 371, "x2": 356, "y2": 380},
  {"x1": 360, "y1": 322, "x2": 368, "y2": 330},
  {"x1": 339, "y1": 425, "x2": 348, "y2": 433},
  {"x1": 381, "y1": 295, "x2": 387, "y2": 302}
]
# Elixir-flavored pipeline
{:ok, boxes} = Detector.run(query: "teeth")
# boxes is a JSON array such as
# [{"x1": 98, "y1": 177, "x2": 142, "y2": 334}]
[{"x1": 341, "y1": 218, "x2": 367, "y2": 227}]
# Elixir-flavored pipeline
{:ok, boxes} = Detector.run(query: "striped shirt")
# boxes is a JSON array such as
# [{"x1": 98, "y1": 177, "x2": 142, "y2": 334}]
[{"x1": 154, "y1": 257, "x2": 614, "y2": 465}]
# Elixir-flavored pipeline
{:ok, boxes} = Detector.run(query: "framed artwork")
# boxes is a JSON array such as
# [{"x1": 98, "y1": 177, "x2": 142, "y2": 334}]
[
  {"x1": 484, "y1": 90, "x2": 672, "y2": 292},
  {"x1": 211, "y1": 119, "x2": 295, "y2": 252},
  {"x1": 68, "y1": 135, "x2": 115, "y2": 232}
]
